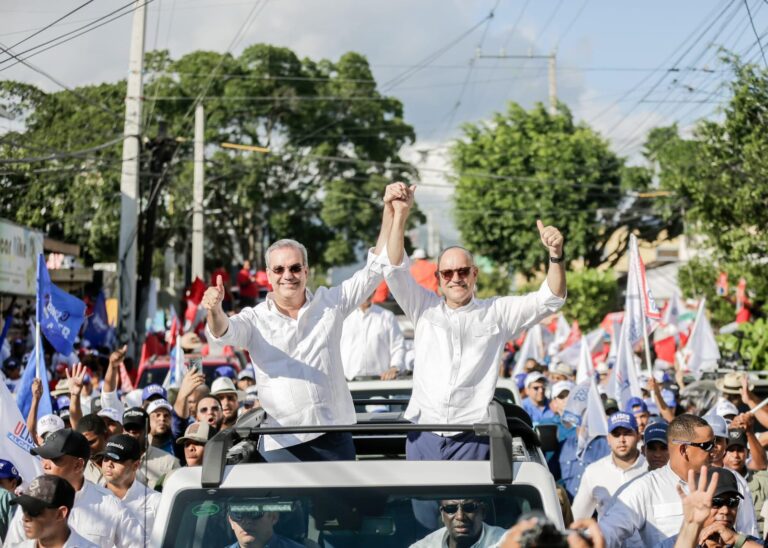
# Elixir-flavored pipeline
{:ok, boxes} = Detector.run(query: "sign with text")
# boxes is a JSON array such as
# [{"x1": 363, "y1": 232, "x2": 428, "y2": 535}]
[{"x1": 0, "y1": 219, "x2": 44, "y2": 296}]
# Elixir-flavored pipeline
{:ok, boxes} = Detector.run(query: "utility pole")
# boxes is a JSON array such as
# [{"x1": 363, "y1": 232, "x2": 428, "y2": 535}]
[
  {"x1": 478, "y1": 51, "x2": 557, "y2": 114},
  {"x1": 191, "y1": 103, "x2": 205, "y2": 280},
  {"x1": 117, "y1": 0, "x2": 146, "y2": 354}
]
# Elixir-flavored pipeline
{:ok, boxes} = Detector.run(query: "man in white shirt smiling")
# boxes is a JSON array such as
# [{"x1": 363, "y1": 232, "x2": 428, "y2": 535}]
[
  {"x1": 203, "y1": 184, "x2": 401, "y2": 461},
  {"x1": 382, "y1": 184, "x2": 566, "y2": 460}
]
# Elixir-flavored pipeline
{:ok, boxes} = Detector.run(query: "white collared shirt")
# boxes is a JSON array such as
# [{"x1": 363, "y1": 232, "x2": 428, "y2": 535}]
[
  {"x1": 571, "y1": 452, "x2": 648, "y2": 520},
  {"x1": 6, "y1": 480, "x2": 142, "y2": 548},
  {"x1": 13, "y1": 528, "x2": 100, "y2": 547},
  {"x1": 116, "y1": 478, "x2": 161, "y2": 544},
  {"x1": 207, "y1": 249, "x2": 384, "y2": 450},
  {"x1": 409, "y1": 522, "x2": 507, "y2": 547},
  {"x1": 382, "y1": 256, "x2": 565, "y2": 425},
  {"x1": 599, "y1": 463, "x2": 758, "y2": 548},
  {"x1": 340, "y1": 304, "x2": 405, "y2": 380}
]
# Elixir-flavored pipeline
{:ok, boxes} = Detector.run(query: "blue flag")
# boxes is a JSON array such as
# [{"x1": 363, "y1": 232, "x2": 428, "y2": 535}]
[
  {"x1": 37, "y1": 254, "x2": 86, "y2": 355},
  {"x1": 16, "y1": 339, "x2": 53, "y2": 419},
  {"x1": 83, "y1": 291, "x2": 112, "y2": 348}
]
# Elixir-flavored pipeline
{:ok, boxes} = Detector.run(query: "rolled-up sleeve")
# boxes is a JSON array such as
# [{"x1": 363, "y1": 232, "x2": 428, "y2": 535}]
[{"x1": 495, "y1": 281, "x2": 565, "y2": 339}]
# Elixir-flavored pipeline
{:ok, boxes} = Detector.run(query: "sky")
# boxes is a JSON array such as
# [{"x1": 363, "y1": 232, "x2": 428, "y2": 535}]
[{"x1": 2, "y1": 0, "x2": 765, "y2": 251}]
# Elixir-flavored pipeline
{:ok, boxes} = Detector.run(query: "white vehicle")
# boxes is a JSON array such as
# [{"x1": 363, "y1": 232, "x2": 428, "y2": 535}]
[{"x1": 151, "y1": 399, "x2": 563, "y2": 547}]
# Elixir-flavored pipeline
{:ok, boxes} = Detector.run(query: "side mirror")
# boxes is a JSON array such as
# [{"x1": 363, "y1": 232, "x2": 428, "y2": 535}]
[{"x1": 535, "y1": 424, "x2": 559, "y2": 453}]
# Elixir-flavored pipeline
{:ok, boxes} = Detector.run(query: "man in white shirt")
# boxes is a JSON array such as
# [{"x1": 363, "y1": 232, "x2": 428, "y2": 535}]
[
  {"x1": 409, "y1": 499, "x2": 506, "y2": 548},
  {"x1": 4, "y1": 429, "x2": 142, "y2": 547},
  {"x1": 382, "y1": 184, "x2": 566, "y2": 460},
  {"x1": 597, "y1": 413, "x2": 756, "y2": 547},
  {"x1": 121, "y1": 407, "x2": 180, "y2": 491},
  {"x1": 9, "y1": 474, "x2": 98, "y2": 548},
  {"x1": 340, "y1": 293, "x2": 405, "y2": 381},
  {"x1": 203, "y1": 184, "x2": 399, "y2": 461},
  {"x1": 99, "y1": 434, "x2": 160, "y2": 545},
  {"x1": 572, "y1": 412, "x2": 647, "y2": 520}
]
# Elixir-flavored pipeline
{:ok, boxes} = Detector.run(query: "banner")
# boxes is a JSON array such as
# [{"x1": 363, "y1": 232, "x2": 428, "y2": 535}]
[
  {"x1": 0, "y1": 219, "x2": 44, "y2": 296},
  {"x1": 82, "y1": 291, "x2": 112, "y2": 348},
  {"x1": 37, "y1": 254, "x2": 86, "y2": 354},
  {"x1": 0, "y1": 379, "x2": 43, "y2": 488}
]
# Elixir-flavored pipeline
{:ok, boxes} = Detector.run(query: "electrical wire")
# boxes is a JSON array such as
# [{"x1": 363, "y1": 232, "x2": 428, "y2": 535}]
[{"x1": 744, "y1": 0, "x2": 767, "y2": 66}]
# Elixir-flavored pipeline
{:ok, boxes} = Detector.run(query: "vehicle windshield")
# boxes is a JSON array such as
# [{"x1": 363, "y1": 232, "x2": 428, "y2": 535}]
[{"x1": 161, "y1": 484, "x2": 541, "y2": 547}]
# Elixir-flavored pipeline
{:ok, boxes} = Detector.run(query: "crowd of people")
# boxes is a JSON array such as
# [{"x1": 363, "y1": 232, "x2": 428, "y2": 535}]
[{"x1": 0, "y1": 182, "x2": 766, "y2": 548}]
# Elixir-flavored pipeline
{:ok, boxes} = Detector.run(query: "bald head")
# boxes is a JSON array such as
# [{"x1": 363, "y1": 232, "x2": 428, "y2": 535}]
[{"x1": 437, "y1": 246, "x2": 474, "y2": 270}]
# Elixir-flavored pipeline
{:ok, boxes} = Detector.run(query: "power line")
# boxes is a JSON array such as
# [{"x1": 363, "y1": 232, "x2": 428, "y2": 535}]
[
  {"x1": 745, "y1": 0, "x2": 767, "y2": 66},
  {"x1": 0, "y1": 136, "x2": 125, "y2": 164},
  {"x1": 554, "y1": 0, "x2": 589, "y2": 50}
]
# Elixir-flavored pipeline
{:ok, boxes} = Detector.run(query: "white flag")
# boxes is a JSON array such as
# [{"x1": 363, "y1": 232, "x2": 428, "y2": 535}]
[
  {"x1": 163, "y1": 333, "x2": 187, "y2": 389},
  {"x1": 611, "y1": 317, "x2": 643, "y2": 411},
  {"x1": 513, "y1": 324, "x2": 545, "y2": 376},
  {"x1": 0, "y1": 379, "x2": 43, "y2": 488},
  {"x1": 683, "y1": 298, "x2": 720, "y2": 376},
  {"x1": 576, "y1": 335, "x2": 593, "y2": 385},
  {"x1": 562, "y1": 378, "x2": 591, "y2": 427},
  {"x1": 663, "y1": 289, "x2": 683, "y2": 328},
  {"x1": 625, "y1": 234, "x2": 661, "y2": 345},
  {"x1": 556, "y1": 327, "x2": 606, "y2": 368},
  {"x1": 578, "y1": 375, "x2": 609, "y2": 457}
]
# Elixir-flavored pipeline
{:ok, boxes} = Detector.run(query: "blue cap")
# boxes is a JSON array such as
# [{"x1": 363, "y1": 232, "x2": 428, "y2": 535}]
[
  {"x1": 661, "y1": 388, "x2": 676, "y2": 408},
  {"x1": 56, "y1": 395, "x2": 71, "y2": 411},
  {"x1": 644, "y1": 421, "x2": 668, "y2": 445},
  {"x1": 608, "y1": 411, "x2": 638, "y2": 433},
  {"x1": 625, "y1": 397, "x2": 649, "y2": 414},
  {"x1": 2, "y1": 357, "x2": 20, "y2": 370},
  {"x1": 515, "y1": 373, "x2": 527, "y2": 391},
  {"x1": 141, "y1": 384, "x2": 167, "y2": 402},
  {"x1": 214, "y1": 366, "x2": 235, "y2": 379},
  {"x1": 0, "y1": 459, "x2": 21, "y2": 481}
]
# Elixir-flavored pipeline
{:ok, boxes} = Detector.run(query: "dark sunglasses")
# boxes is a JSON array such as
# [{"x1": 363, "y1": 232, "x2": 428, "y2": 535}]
[
  {"x1": 270, "y1": 263, "x2": 304, "y2": 275},
  {"x1": 672, "y1": 439, "x2": 715, "y2": 453},
  {"x1": 440, "y1": 502, "x2": 480, "y2": 515},
  {"x1": 436, "y1": 267, "x2": 472, "y2": 282},
  {"x1": 230, "y1": 510, "x2": 265, "y2": 522},
  {"x1": 711, "y1": 496, "x2": 740, "y2": 509}
]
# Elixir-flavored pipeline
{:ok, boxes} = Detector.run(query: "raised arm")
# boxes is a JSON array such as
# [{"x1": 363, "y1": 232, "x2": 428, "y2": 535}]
[
  {"x1": 65, "y1": 363, "x2": 87, "y2": 429},
  {"x1": 386, "y1": 183, "x2": 415, "y2": 266},
  {"x1": 26, "y1": 378, "x2": 43, "y2": 445},
  {"x1": 102, "y1": 345, "x2": 127, "y2": 393},
  {"x1": 204, "y1": 275, "x2": 229, "y2": 337},
  {"x1": 536, "y1": 219, "x2": 566, "y2": 298}
]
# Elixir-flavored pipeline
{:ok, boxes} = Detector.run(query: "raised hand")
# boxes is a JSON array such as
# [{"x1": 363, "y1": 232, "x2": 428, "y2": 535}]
[
  {"x1": 384, "y1": 182, "x2": 408, "y2": 206},
  {"x1": 536, "y1": 219, "x2": 564, "y2": 258},
  {"x1": 109, "y1": 344, "x2": 128, "y2": 369},
  {"x1": 31, "y1": 378, "x2": 42, "y2": 402},
  {"x1": 679, "y1": 466, "x2": 718, "y2": 526},
  {"x1": 65, "y1": 363, "x2": 88, "y2": 397},
  {"x1": 391, "y1": 185, "x2": 416, "y2": 216},
  {"x1": 202, "y1": 275, "x2": 226, "y2": 311}
]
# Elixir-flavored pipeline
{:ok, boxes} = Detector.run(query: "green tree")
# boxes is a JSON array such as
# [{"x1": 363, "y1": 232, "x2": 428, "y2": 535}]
[{"x1": 561, "y1": 268, "x2": 618, "y2": 330}]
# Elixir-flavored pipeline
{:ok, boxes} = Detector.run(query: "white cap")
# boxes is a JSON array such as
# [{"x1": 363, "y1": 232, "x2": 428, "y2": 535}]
[
  {"x1": 551, "y1": 381, "x2": 574, "y2": 399},
  {"x1": 37, "y1": 414, "x2": 65, "y2": 438},
  {"x1": 211, "y1": 377, "x2": 238, "y2": 396},
  {"x1": 237, "y1": 369, "x2": 255, "y2": 381},
  {"x1": 146, "y1": 399, "x2": 173, "y2": 415},
  {"x1": 124, "y1": 389, "x2": 144, "y2": 409},
  {"x1": 411, "y1": 248, "x2": 427, "y2": 259},
  {"x1": 525, "y1": 372, "x2": 547, "y2": 389},
  {"x1": 98, "y1": 407, "x2": 123, "y2": 425},
  {"x1": 714, "y1": 400, "x2": 739, "y2": 420},
  {"x1": 705, "y1": 413, "x2": 728, "y2": 438},
  {"x1": 245, "y1": 385, "x2": 258, "y2": 396}
]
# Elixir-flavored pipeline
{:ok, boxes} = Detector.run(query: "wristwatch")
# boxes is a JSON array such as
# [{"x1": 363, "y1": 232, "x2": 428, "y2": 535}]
[{"x1": 549, "y1": 253, "x2": 565, "y2": 264}]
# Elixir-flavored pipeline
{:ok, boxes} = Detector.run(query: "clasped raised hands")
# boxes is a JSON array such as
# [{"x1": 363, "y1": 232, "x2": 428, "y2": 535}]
[{"x1": 384, "y1": 182, "x2": 416, "y2": 215}]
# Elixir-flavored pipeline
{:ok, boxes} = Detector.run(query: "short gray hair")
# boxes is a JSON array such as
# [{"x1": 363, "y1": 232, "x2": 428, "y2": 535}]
[
  {"x1": 265, "y1": 239, "x2": 308, "y2": 269},
  {"x1": 436, "y1": 246, "x2": 474, "y2": 269}
]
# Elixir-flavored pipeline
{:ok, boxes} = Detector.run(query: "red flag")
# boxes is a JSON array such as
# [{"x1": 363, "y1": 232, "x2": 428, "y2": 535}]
[
  {"x1": 654, "y1": 335, "x2": 676, "y2": 364},
  {"x1": 186, "y1": 277, "x2": 206, "y2": 305},
  {"x1": 600, "y1": 312, "x2": 624, "y2": 335},
  {"x1": 563, "y1": 321, "x2": 581, "y2": 348}
]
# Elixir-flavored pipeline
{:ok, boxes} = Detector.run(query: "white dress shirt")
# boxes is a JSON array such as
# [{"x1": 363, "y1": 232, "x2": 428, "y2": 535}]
[
  {"x1": 5, "y1": 480, "x2": 142, "y2": 548},
  {"x1": 340, "y1": 304, "x2": 405, "y2": 380},
  {"x1": 571, "y1": 452, "x2": 647, "y2": 520},
  {"x1": 207, "y1": 249, "x2": 384, "y2": 450},
  {"x1": 12, "y1": 528, "x2": 99, "y2": 547},
  {"x1": 382, "y1": 256, "x2": 565, "y2": 426},
  {"x1": 117, "y1": 479, "x2": 161, "y2": 544},
  {"x1": 599, "y1": 463, "x2": 758, "y2": 548},
  {"x1": 409, "y1": 522, "x2": 507, "y2": 547}
]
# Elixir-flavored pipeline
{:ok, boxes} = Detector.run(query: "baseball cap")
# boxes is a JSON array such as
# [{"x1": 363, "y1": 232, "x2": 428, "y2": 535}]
[
  {"x1": 55, "y1": 395, "x2": 71, "y2": 412},
  {"x1": 0, "y1": 459, "x2": 21, "y2": 482},
  {"x1": 726, "y1": 428, "x2": 748, "y2": 450},
  {"x1": 97, "y1": 434, "x2": 141, "y2": 462},
  {"x1": 524, "y1": 372, "x2": 547, "y2": 389},
  {"x1": 37, "y1": 414, "x2": 65, "y2": 439},
  {"x1": 122, "y1": 407, "x2": 148, "y2": 430},
  {"x1": 644, "y1": 421, "x2": 669, "y2": 446},
  {"x1": 714, "y1": 400, "x2": 739, "y2": 420},
  {"x1": 705, "y1": 414, "x2": 729, "y2": 439},
  {"x1": 10, "y1": 475, "x2": 75, "y2": 515},
  {"x1": 211, "y1": 377, "x2": 238, "y2": 396},
  {"x1": 238, "y1": 368, "x2": 255, "y2": 381},
  {"x1": 607, "y1": 411, "x2": 638, "y2": 433},
  {"x1": 604, "y1": 398, "x2": 620, "y2": 415},
  {"x1": 141, "y1": 384, "x2": 167, "y2": 402},
  {"x1": 214, "y1": 366, "x2": 236, "y2": 379},
  {"x1": 551, "y1": 381, "x2": 574, "y2": 399},
  {"x1": 98, "y1": 407, "x2": 123, "y2": 425},
  {"x1": 176, "y1": 422, "x2": 217, "y2": 445},
  {"x1": 146, "y1": 399, "x2": 173, "y2": 416},
  {"x1": 625, "y1": 397, "x2": 649, "y2": 415},
  {"x1": 701, "y1": 467, "x2": 743, "y2": 499},
  {"x1": 3, "y1": 357, "x2": 20, "y2": 370},
  {"x1": 31, "y1": 429, "x2": 90, "y2": 461}
]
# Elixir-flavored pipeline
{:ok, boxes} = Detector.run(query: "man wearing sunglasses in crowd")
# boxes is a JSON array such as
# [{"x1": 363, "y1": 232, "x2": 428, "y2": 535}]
[
  {"x1": 225, "y1": 504, "x2": 302, "y2": 548},
  {"x1": 204, "y1": 184, "x2": 403, "y2": 462},
  {"x1": 381, "y1": 183, "x2": 566, "y2": 460},
  {"x1": 598, "y1": 414, "x2": 759, "y2": 547},
  {"x1": 410, "y1": 499, "x2": 507, "y2": 548}
]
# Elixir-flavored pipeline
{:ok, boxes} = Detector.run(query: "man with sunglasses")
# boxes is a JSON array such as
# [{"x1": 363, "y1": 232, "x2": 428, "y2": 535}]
[
  {"x1": 225, "y1": 504, "x2": 302, "y2": 548},
  {"x1": 382, "y1": 184, "x2": 566, "y2": 461},
  {"x1": 723, "y1": 428, "x2": 768, "y2": 534},
  {"x1": 204, "y1": 185, "x2": 402, "y2": 461},
  {"x1": 410, "y1": 499, "x2": 506, "y2": 548}
]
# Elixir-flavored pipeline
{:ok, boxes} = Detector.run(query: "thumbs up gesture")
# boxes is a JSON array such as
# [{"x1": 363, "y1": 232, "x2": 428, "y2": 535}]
[
  {"x1": 536, "y1": 219, "x2": 564, "y2": 258},
  {"x1": 202, "y1": 275, "x2": 226, "y2": 311}
]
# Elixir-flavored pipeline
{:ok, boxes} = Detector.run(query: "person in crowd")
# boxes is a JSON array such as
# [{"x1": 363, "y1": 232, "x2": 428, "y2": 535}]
[
  {"x1": 9, "y1": 474, "x2": 98, "y2": 548},
  {"x1": 211, "y1": 377, "x2": 241, "y2": 430},
  {"x1": 2, "y1": 356, "x2": 22, "y2": 393},
  {"x1": 572, "y1": 412, "x2": 647, "y2": 520},
  {"x1": 704, "y1": 414, "x2": 730, "y2": 468},
  {"x1": 236, "y1": 369, "x2": 256, "y2": 391},
  {"x1": 603, "y1": 398, "x2": 620, "y2": 417},
  {"x1": 203, "y1": 184, "x2": 398, "y2": 462},
  {"x1": 147, "y1": 399, "x2": 175, "y2": 455},
  {"x1": 225, "y1": 503, "x2": 303, "y2": 548},
  {"x1": 122, "y1": 406, "x2": 180, "y2": 491},
  {"x1": 642, "y1": 420, "x2": 670, "y2": 471},
  {"x1": 521, "y1": 372, "x2": 555, "y2": 424},
  {"x1": 559, "y1": 433, "x2": 610, "y2": 502},
  {"x1": 96, "y1": 407, "x2": 124, "y2": 436},
  {"x1": 724, "y1": 428, "x2": 768, "y2": 533},
  {"x1": 408, "y1": 248, "x2": 439, "y2": 294},
  {"x1": 236, "y1": 260, "x2": 260, "y2": 308},
  {"x1": 36, "y1": 414, "x2": 66, "y2": 445},
  {"x1": 173, "y1": 366, "x2": 210, "y2": 435},
  {"x1": 410, "y1": 499, "x2": 506, "y2": 548},
  {"x1": 176, "y1": 422, "x2": 217, "y2": 467},
  {"x1": 340, "y1": 292, "x2": 405, "y2": 381},
  {"x1": 99, "y1": 434, "x2": 161, "y2": 545},
  {"x1": 547, "y1": 362, "x2": 573, "y2": 383},
  {"x1": 382, "y1": 183, "x2": 566, "y2": 460},
  {"x1": 625, "y1": 397, "x2": 651, "y2": 436},
  {"x1": 665, "y1": 466, "x2": 766, "y2": 548},
  {"x1": 73, "y1": 413, "x2": 108, "y2": 486},
  {"x1": 730, "y1": 412, "x2": 768, "y2": 471},
  {"x1": 4, "y1": 429, "x2": 142, "y2": 547},
  {"x1": 141, "y1": 384, "x2": 167, "y2": 408},
  {"x1": 714, "y1": 373, "x2": 752, "y2": 414},
  {"x1": 0, "y1": 460, "x2": 22, "y2": 494}
]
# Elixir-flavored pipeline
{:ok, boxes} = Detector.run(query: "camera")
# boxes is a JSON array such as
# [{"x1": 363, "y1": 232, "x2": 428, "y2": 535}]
[{"x1": 515, "y1": 512, "x2": 569, "y2": 548}]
